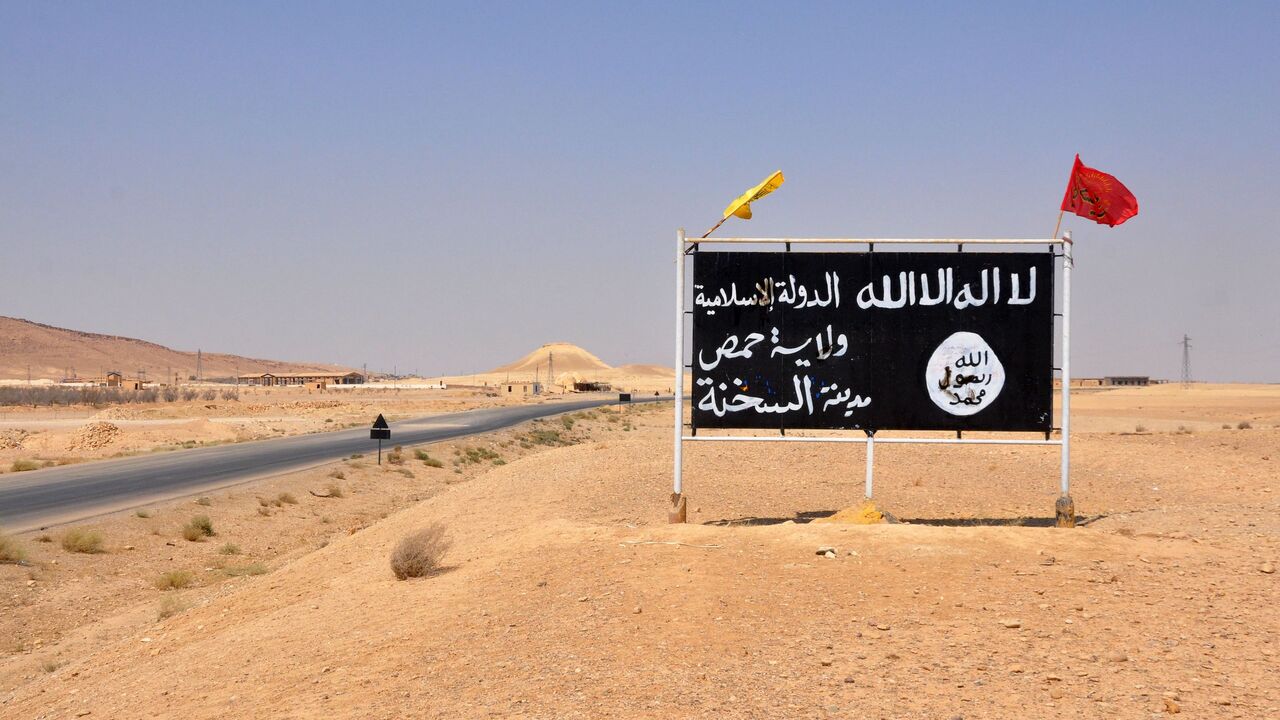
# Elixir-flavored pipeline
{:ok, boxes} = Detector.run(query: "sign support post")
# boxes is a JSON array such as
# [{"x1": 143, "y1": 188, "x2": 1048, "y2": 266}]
[
  {"x1": 670, "y1": 228, "x2": 688, "y2": 523},
  {"x1": 1056, "y1": 231, "x2": 1075, "y2": 527},
  {"x1": 864, "y1": 432, "x2": 875, "y2": 499}
]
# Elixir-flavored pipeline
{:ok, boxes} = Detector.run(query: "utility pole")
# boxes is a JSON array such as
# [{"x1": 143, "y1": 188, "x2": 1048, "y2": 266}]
[
  {"x1": 1181, "y1": 334, "x2": 1192, "y2": 388},
  {"x1": 548, "y1": 351, "x2": 555, "y2": 391},
  {"x1": 196, "y1": 349, "x2": 203, "y2": 381}
]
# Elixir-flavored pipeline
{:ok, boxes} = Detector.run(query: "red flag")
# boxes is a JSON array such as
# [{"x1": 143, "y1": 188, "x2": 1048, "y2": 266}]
[{"x1": 1060, "y1": 154, "x2": 1139, "y2": 227}]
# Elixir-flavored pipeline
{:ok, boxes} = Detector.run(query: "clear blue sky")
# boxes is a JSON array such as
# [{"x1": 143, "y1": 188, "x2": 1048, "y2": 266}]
[{"x1": 2, "y1": 2, "x2": 1276, "y2": 381}]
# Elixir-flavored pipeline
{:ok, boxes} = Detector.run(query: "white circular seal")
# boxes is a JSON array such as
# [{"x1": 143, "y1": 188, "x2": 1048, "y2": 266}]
[{"x1": 925, "y1": 331, "x2": 1005, "y2": 416}]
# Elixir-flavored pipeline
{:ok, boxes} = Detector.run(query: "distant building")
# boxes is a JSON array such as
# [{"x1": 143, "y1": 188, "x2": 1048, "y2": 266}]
[
  {"x1": 103, "y1": 371, "x2": 147, "y2": 390},
  {"x1": 1103, "y1": 376, "x2": 1150, "y2": 387},
  {"x1": 237, "y1": 372, "x2": 365, "y2": 387}
]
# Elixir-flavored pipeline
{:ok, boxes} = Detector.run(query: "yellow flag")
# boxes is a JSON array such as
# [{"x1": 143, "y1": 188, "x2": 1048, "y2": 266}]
[{"x1": 723, "y1": 170, "x2": 785, "y2": 220}]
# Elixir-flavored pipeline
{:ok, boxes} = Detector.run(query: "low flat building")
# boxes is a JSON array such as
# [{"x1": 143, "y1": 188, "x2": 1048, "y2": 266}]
[
  {"x1": 1103, "y1": 376, "x2": 1150, "y2": 386},
  {"x1": 237, "y1": 372, "x2": 365, "y2": 387}
]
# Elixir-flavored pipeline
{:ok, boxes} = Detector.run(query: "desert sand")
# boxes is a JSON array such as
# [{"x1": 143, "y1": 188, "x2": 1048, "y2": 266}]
[{"x1": 1, "y1": 383, "x2": 1277, "y2": 718}]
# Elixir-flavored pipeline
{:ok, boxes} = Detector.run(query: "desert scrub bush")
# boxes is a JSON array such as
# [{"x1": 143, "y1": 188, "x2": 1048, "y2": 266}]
[
  {"x1": 325, "y1": 482, "x2": 345, "y2": 498},
  {"x1": 61, "y1": 528, "x2": 104, "y2": 554},
  {"x1": 223, "y1": 562, "x2": 268, "y2": 577},
  {"x1": 413, "y1": 449, "x2": 431, "y2": 461},
  {"x1": 1222, "y1": 423, "x2": 1232, "y2": 429},
  {"x1": 329, "y1": 470, "x2": 346, "y2": 480},
  {"x1": 348, "y1": 453, "x2": 363, "y2": 460},
  {"x1": 195, "y1": 496, "x2": 212, "y2": 506},
  {"x1": 181, "y1": 388, "x2": 199, "y2": 401},
  {"x1": 1134, "y1": 424, "x2": 1147, "y2": 433},
  {"x1": 161, "y1": 386, "x2": 179, "y2": 402},
  {"x1": 201, "y1": 389, "x2": 217, "y2": 401},
  {"x1": 182, "y1": 515, "x2": 215, "y2": 541},
  {"x1": 525, "y1": 429, "x2": 570, "y2": 447},
  {"x1": 423, "y1": 457, "x2": 443, "y2": 468},
  {"x1": 1177, "y1": 425, "x2": 1192, "y2": 434},
  {"x1": 10, "y1": 459, "x2": 40, "y2": 472},
  {"x1": 218, "y1": 542, "x2": 241, "y2": 555},
  {"x1": 0, "y1": 531, "x2": 27, "y2": 564},
  {"x1": 390, "y1": 523, "x2": 451, "y2": 580},
  {"x1": 155, "y1": 569, "x2": 194, "y2": 590},
  {"x1": 220, "y1": 388, "x2": 239, "y2": 401},
  {"x1": 1237, "y1": 420, "x2": 1252, "y2": 430},
  {"x1": 135, "y1": 509, "x2": 152, "y2": 518},
  {"x1": 560, "y1": 416, "x2": 575, "y2": 430},
  {"x1": 157, "y1": 594, "x2": 190, "y2": 620},
  {"x1": 256, "y1": 506, "x2": 272, "y2": 517},
  {"x1": 397, "y1": 468, "x2": 415, "y2": 478},
  {"x1": 386, "y1": 450, "x2": 405, "y2": 465},
  {"x1": 458, "y1": 446, "x2": 501, "y2": 465},
  {"x1": 277, "y1": 492, "x2": 298, "y2": 505}
]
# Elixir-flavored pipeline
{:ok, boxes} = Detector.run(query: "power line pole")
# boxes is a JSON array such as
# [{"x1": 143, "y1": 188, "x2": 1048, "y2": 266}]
[
  {"x1": 196, "y1": 349, "x2": 203, "y2": 381},
  {"x1": 1180, "y1": 334, "x2": 1192, "y2": 388}
]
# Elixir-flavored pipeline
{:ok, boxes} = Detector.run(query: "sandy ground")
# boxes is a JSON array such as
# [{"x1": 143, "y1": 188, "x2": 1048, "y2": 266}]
[
  {"x1": 0, "y1": 385, "x2": 562, "y2": 474},
  {"x1": 0, "y1": 384, "x2": 1277, "y2": 719}
]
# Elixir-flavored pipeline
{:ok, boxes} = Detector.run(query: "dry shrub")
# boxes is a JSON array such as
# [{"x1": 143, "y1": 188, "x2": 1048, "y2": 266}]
[
  {"x1": 155, "y1": 570, "x2": 194, "y2": 590},
  {"x1": 61, "y1": 528, "x2": 104, "y2": 554},
  {"x1": 329, "y1": 470, "x2": 345, "y2": 480},
  {"x1": 256, "y1": 506, "x2": 272, "y2": 517},
  {"x1": 219, "y1": 542, "x2": 241, "y2": 555},
  {"x1": 135, "y1": 509, "x2": 152, "y2": 518},
  {"x1": 182, "y1": 515, "x2": 215, "y2": 541},
  {"x1": 195, "y1": 496, "x2": 212, "y2": 506},
  {"x1": 0, "y1": 531, "x2": 27, "y2": 564},
  {"x1": 157, "y1": 595, "x2": 190, "y2": 620},
  {"x1": 223, "y1": 562, "x2": 268, "y2": 577},
  {"x1": 10, "y1": 459, "x2": 40, "y2": 472},
  {"x1": 325, "y1": 482, "x2": 344, "y2": 498},
  {"x1": 390, "y1": 523, "x2": 451, "y2": 580},
  {"x1": 1237, "y1": 420, "x2": 1252, "y2": 430},
  {"x1": 277, "y1": 492, "x2": 298, "y2": 505}
]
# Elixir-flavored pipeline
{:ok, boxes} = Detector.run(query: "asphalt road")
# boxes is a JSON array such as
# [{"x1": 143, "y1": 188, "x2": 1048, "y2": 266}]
[{"x1": 0, "y1": 396, "x2": 661, "y2": 532}]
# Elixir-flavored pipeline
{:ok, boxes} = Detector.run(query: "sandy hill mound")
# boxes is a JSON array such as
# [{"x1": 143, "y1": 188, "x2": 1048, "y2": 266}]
[
  {"x1": 490, "y1": 342, "x2": 612, "y2": 375},
  {"x1": 613, "y1": 363, "x2": 671, "y2": 376},
  {"x1": 0, "y1": 316, "x2": 351, "y2": 381}
]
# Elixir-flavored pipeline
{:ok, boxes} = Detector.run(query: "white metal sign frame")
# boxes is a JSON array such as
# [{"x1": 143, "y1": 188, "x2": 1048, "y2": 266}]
[{"x1": 671, "y1": 229, "x2": 1075, "y2": 523}]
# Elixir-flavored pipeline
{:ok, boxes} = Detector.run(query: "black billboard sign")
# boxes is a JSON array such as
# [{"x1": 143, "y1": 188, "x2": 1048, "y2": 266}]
[{"x1": 691, "y1": 251, "x2": 1054, "y2": 432}]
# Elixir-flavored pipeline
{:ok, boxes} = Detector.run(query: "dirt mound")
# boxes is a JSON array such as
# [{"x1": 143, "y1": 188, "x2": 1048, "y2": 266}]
[
  {"x1": 490, "y1": 342, "x2": 611, "y2": 375},
  {"x1": 67, "y1": 421, "x2": 121, "y2": 451},
  {"x1": 812, "y1": 500, "x2": 885, "y2": 524}
]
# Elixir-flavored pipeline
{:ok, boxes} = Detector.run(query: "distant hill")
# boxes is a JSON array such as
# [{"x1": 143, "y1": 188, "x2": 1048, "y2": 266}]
[
  {"x1": 489, "y1": 342, "x2": 612, "y2": 375},
  {"x1": 0, "y1": 316, "x2": 351, "y2": 381}
]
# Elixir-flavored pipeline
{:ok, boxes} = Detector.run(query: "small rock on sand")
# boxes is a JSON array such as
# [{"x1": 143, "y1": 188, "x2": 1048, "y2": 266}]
[
  {"x1": 1001, "y1": 619, "x2": 1022, "y2": 629},
  {"x1": 1260, "y1": 562, "x2": 1274, "y2": 574}
]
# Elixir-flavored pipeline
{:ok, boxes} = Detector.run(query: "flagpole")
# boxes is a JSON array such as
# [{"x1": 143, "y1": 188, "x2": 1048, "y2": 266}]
[
  {"x1": 701, "y1": 215, "x2": 729, "y2": 239},
  {"x1": 1052, "y1": 210, "x2": 1065, "y2": 241}
]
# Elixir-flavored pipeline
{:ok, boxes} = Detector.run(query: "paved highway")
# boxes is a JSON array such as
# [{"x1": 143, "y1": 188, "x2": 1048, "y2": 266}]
[{"x1": 0, "y1": 397, "x2": 658, "y2": 532}]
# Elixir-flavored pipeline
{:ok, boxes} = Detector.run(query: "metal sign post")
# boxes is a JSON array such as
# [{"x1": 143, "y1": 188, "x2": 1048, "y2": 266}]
[
  {"x1": 371, "y1": 413, "x2": 391, "y2": 465},
  {"x1": 672, "y1": 233, "x2": 1074, "y2": 525}
]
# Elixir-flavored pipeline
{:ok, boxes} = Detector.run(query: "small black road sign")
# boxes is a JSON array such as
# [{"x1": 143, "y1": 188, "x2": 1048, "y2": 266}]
[{"x1": 370, "y1": 414, "x2": 391, "y2": 440}]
